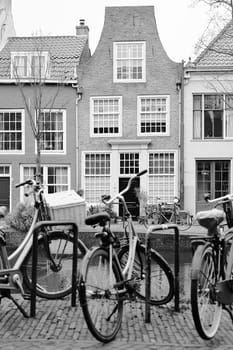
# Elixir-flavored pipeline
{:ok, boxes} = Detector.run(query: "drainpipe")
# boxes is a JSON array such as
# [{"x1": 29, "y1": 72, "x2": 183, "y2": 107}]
[
  {"x1": 179, "y1": 61, "x2": 185, "y2": 209},
  {"x1": 72, "y1": 83, "x2": 83, "y2": 191}
]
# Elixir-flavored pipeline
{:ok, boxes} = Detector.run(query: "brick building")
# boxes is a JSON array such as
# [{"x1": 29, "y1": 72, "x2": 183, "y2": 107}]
[
  {"x1": 0, "y1": 27, "x2": 90, "y2": 210},
  {"x1": 77, "y1": 6, "x2": 182, "y2": 217}
]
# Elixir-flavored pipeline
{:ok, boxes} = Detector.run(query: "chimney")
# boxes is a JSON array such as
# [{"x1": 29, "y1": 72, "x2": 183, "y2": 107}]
[{"x1": 76, "y1": 19, "x2": 89, "y2": 37}]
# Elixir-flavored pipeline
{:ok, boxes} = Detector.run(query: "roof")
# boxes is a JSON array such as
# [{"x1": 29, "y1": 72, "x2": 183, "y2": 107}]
[
  {"x1": 194, "y1": 20, "x2": 233, "y2": 68},
  {"x1": 0, "y1": 35, "x2": 88, "y2": 81}
]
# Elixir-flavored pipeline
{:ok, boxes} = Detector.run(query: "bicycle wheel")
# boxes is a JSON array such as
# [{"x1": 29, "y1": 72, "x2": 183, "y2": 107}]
[
  {"x1": 118, "y1": 243, "x2": 174, "y2": 305},
  {"x1": 22, "y1": 231, "x2": 87, "y2": 299},
  {"x1": 79, "y1": 247, "x2": 123, "y2": 343},
  {"x1": 191, "y1": 243, "x2": 222, "y2": 339}
]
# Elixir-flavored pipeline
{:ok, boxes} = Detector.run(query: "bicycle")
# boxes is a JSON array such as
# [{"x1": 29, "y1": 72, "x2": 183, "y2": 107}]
[
  {"x1": 138, "y1": 197, "x2": 192, "y2": 231},
  {"x1": 78, "y1": 170, "x2": 174, "y2": 343},
  {"x1": 190, "y1": 192, "x2": 233, "y2": 339},
  {"x1": 0, "y1": 179, "x2": 87, "y2": 316}
]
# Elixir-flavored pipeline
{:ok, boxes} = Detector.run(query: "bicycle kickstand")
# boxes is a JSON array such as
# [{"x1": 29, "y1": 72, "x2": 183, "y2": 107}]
[{"x1": 0, "y1": 290, "x2": 29, "y2": 318}]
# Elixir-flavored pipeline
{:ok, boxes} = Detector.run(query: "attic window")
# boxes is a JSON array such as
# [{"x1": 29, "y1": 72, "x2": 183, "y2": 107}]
[
  {"x1": 113, "y1": 42, "x2": 146, "y2": 83},
  {"x1": 11, "y1": 52, "x2": 49, "y2": 79}
]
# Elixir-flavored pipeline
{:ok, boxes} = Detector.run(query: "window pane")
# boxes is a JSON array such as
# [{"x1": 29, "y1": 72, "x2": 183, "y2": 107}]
[
  {"x1": 140, "y1": 97, "x2": 168, "y2": 134},
  {"x1": 115, "y1": 42, "x2": 145, "y2": 81},
  {"x1": 84, "y1": 153, "x2": 111, "y2": 203},
  {"x1": 92, "y1": 98, "x2": 120, "y2": 135},
  {"x1": 0, "y1": 111, "x2": 22, "y2": 151},
  {"x1": 225, "y1": 95, "x2": 233, "y2": 137},
  {"x1": 148, "y1": 152, "x2": 175, "y2": 203},
  {"x1": 39, "y1": 110, "x2": 64, "y2": 151}
]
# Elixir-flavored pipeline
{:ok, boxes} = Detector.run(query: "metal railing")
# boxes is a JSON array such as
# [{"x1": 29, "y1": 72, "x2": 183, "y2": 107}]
[{"x1": 145, "y1": 224, "x2": 180, "y2": 323}]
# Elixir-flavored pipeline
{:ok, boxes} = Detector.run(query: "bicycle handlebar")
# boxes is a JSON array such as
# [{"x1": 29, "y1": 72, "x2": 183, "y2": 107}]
[
  {"x1": 204, "y1": 192, "x2": 233, "y2": 204},
  {"x1": 15, "y1": 179, "x2": 35, "y2": 188},
  {"x1": 104, "y1": 169, "x2": 147, "y2": 205}
]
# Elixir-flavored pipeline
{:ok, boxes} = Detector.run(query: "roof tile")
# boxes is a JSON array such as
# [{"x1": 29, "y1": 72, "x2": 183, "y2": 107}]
[{"x1": 0, "y1": 35, "x2": 88, "y2": 80}]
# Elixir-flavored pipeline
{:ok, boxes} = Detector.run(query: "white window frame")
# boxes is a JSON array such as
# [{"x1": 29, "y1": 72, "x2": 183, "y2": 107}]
[
  {"x1": 11, "y1": 51, "x2": 49, "y2": 79},
  {"x1": 20, "y1": 164, "x2": 71, "y2": 200},
  {"x1": 113, "y1": 41, "x2": 146, "y2": 83},
  {"x1": 137, "y1": 95, "x2": 170, "y2": 136},
  {"x1": 90, "y1": 96, "x2": 122, "y2": 137},
  {"x1": 82, "y1": 151, "x2": 111, "y2": 204},
  {"x1": 193, "y1": 93, "x2": 233, "y2": 140},
  {"x1": 35, "y1": 109, "x2": 66, "y2": 155},
  {"x1": 147, "y1": 150, "x2": 177, "y2": 204},
  {"x1": 0, "y1": 109, "x2": 25, "y2": 154}
]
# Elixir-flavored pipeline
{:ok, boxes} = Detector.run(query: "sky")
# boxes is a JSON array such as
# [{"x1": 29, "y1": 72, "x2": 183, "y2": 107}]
[{"x1": 12, "y1": 0, "x2": 210, "y2": 62}]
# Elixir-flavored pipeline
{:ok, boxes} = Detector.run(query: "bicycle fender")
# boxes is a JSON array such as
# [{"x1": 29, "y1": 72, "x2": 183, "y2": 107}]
[
  {"x1": 190, "y1": 238, "x2": 207, "y2": 255},
  {"x1": 191, "y1": 242, "x2": 211, "y2": 280},
  {"x1": 80, "y1": 245, "x2": 100, "y2": 278}
]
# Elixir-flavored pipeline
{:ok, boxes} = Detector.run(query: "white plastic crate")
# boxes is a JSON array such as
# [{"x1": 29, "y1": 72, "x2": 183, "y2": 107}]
[{"x1": 44, "y1": 190, "x2": 86, "y2": 225}]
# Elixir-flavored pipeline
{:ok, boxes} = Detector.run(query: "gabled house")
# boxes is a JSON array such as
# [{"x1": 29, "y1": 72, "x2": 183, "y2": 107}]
[
  {"x1": 0, "y1": 22, "x2": 90, "y2": 209},
  {"x1": 184, "y1": 21, "x2": 233, "y2": 214},
  {"x1": 77, "y1": 6, "x2": 182, "y2": 217}
]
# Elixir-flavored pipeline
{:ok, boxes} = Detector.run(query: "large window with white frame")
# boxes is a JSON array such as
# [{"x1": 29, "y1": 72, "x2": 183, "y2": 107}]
[
  {"x1": 113, "y1": 42, "x2": 146, "y2": 83},
  {"x1": 0, "y1": 110, "x2": 24, "y2": 153},
  {"x1": 148, "y1": 152, "x2": 175, "y2": 204},
  {"x1": 138, "y1": 96, "x2": 170, "y2": 135},
  {"x1": 11, "y1": 52, "x2": 49, "y2": 79},
  {"x1": 37, "y1": 110, "x2": 66, "y2": 153},
  {"x1": 193, "y1": 94, "x2": 233, "y2": 139},
  {"x1": 22, "y1": 165, "x2": 70, "y2": 195},
  {"x1": 90, "y1": 97, "x2": 122, "y2": 137},
  {"x1": 84, "y1": 153, "x2": 111, "y2": 203}
]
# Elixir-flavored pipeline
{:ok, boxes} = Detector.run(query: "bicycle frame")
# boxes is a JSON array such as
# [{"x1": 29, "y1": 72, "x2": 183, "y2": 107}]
[
  {"x1": 103, "y1": 170, "x2": 147, "y2": 281},
  {"x1": 0, "y1": 180, "x2": 48, "y2": 293}
]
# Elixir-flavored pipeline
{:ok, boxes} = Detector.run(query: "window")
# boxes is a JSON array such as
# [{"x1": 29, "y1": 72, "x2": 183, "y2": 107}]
[
  {"x1": 196, "y1": 160, "x2": 229, "y2": 202},
  {"x1": 193, "y1": 94, "x2": 233, "y2": 139},
  {"x1": 0, "y1": 110, "x2": 24, "y2": 153},
  {"x1": 113, "y1": 42, "x2": 146, "y2": 82},
  {"x1": 148, "y1": 152, "x2": 175, "y2": 203},
  {"x1": 120, "y1": 153, "x2": 139, "y2": 174},
  {"x1": 22, "y1": 165, "x2": 70, "y2": 194},
  {"x1": 11, "y1": 52, "x2": 49, "y2": 78},
  {"x1": 84, "y1": 153, "x2": 111, "y2": 203},
  {"x1": 90, "y1": 97, "x2": 122, "y2": 136},
  {"x1": 138, "y1": 96, "x2": 169, "y2": 135},
  {"x1": 38, "y1": 110, "x2": 66, "y2": 153}
]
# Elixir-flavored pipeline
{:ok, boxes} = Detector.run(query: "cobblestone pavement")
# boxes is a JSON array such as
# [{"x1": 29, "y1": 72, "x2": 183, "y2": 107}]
[{"x1": 0, "y1": 294, "x2": 232, "y2": 350}]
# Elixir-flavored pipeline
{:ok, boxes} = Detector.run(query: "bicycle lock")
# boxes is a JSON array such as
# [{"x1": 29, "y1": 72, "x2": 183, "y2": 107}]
[
  {"x1": 145, "y1": 224, "x2": 180, "y2": 323},
  {"x1": 30, "y1": 221, "x2": 78, "y2": 317}
]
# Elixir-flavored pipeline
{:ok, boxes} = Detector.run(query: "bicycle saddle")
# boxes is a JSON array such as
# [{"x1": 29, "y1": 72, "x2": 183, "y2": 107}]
[
  {"x1": 85, "y1": 212, "x2": 110, "y2": 227},
  {"x1": 195, "y1": 208, "x2": 225, "y2": 231}
]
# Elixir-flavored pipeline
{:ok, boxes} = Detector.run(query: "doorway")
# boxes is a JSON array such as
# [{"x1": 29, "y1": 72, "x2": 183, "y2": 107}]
[
  {"x1": 196, "y1": 160, "x2": 230, "y2": 212},
  {"x1": 118, "y1": 177, "x2": 140, "y2": 219},
  {"x1": 0, "y1": 177, "x2": 10, "y2": 209}
]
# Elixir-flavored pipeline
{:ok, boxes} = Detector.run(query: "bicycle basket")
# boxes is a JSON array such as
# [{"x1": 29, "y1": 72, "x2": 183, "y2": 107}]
[{"x1": 223, "y1": 200, "x2": 233, "y2": 228}]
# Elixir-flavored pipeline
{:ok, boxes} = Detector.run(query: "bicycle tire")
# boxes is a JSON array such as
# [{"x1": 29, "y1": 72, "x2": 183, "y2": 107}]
[
  {"x1": 22, "y1": 231, "x2": 87, "y2": 299},
  {"x1": 79, "y1": 247, "x2": 123, "y2": 343},
  {"x1": 191, "y1": 243, "x2": 222, "y2": 339},
  {"x1": 118, "y1": 243, "x2": 174, "y2": 305}
]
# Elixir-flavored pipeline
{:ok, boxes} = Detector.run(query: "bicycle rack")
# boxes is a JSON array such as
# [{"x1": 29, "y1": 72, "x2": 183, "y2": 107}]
[
  {"x1": 30, "y1": 220, "x2": 78, "y2": 317},
  {"x1": 145, "y1": 224, "x2": 180, "y2": 323}
]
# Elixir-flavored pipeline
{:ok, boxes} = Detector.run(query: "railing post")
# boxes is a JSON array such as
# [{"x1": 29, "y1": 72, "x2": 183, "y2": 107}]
[
  {"x1": 145, "y1": 224, "x2": 180, "y2": 323},
  {"x1": 145, "y1": 229, "x2": 151, "y2": 323}
]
